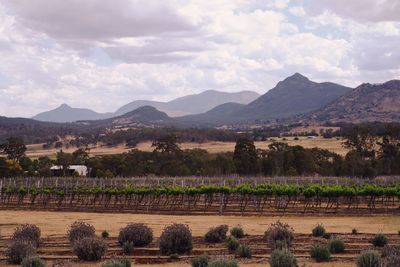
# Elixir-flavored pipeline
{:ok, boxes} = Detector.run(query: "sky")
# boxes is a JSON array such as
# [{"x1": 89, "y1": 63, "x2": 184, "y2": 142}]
[{"x1": 0, "y1": 0, "x2": 399, "y2": 117}]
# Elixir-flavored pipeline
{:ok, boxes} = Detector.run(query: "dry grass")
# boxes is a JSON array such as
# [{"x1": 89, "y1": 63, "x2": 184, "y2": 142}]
[
  {"x1": 0, "y1": 210, "x2": 398, "y2": 238},
  {"x1": 26, "y1": 136, "x2": 347, "y2": 158}
]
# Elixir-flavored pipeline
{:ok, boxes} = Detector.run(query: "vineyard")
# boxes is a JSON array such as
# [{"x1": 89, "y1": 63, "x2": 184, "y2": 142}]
[{"x1": 1, "y1": 177, "x2": 400, "y2": 215}]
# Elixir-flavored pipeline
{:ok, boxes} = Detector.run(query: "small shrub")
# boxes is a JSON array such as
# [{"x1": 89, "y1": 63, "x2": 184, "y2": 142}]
[
  {"x1": 6, "y1": 241, "x2": 36, "y2": 264},
  {"x1": 312, "y1": 224, "x2": 326, "y2": 237},
  {"x1": 356, "y1": 250, "x2": 381, "y2": 267},
  {"x1": 236, "y1": 244, "x2": 251, "y2": 258},
  {"x1": 21, "y1": 257, "x2": 46, "y2": 267},
  {"x1": 73, "y1": 237, "x2": 107, "y2": 261},
  {"x1": 371, "y1": 233, "x2": 388, "y2": 247},
  {"x1": 328, "y1": 238, "x2": 345, "y2": 253},
  {"x1": 264, "y1": 221, "x2": 294, "y2": 249},
  {"x1": 159, "y1": 223, "x2": 193, "y2": 255},
  {"x1": 12, "y1": 224, "x2": 41, "y2": 248},
  {"x1": 398, "y1": 230, "x2": 400, "y2": 235},
  {"x1": 118, "y1": 223, "x2": 153, "y2": 247},
  {"x1": 208, "y1": 259, "x2": 238, "y2": 267},
  {"x1": 67, "y1": 221, "x2": 95, "y2": 244},
  {"x1": 269, "y1": 248, "x2": 297, "y2": 267},
  {"x1": 205, "y1": 225, "x2": 228, "y2": 243},
  {"x1": 169, "y1": 253, "x2": 180, "y2": 260},
  {"x1": 101, "y1": 257, "x2": 131, "y2": 267},
  {"x1": 101, "y1": 230, "x2": 109, "y2": 239},
  {"x1": 310, "y1": 244, "x2": 330, "y2": 262},
  {"x1": 225, "y1": 236, "x2": 240, "y2": 251},
  {"x1": 191, "y1": 255, "x2": 209, "y2": 267},
  {"x1": 352, "y1": 228, "x2": 358, "y2": 235},
  {"x1": 230, "y1": 226, "x2": 244, "y2": 238},
  {"x1": 322, "y1": 232, "x2": 332, "y2": 239},
  {"x1": 122, "y1": 241, "x2": 134, "y2": 255}
]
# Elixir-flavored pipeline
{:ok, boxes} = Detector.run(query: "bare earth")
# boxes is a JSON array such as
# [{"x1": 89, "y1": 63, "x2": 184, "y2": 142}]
[{"x1": 26, "y1": 136, "x2": 347, "y2": 158}]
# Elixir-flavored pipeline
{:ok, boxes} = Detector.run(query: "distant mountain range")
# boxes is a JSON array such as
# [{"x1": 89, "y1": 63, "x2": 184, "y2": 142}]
[
  {"x1": 3, "y1": 73, "x2": 399, "y2": 135},
  {"x1": 32, "y1": 90, "x2": 260, "y2": 123}
]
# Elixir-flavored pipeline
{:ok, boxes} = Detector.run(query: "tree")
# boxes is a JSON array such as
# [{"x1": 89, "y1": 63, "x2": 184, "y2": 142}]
[
  {"x1": 0, "y1": 137, "x2": 27, "y2": 162},
  {"x1": 56, "y1": 150, "x2": 73, "y2": 176},
  {"x1": 343, "y1": 125, "x2": 377, "y2": 159},
  {"x1": 233, "y1": 138, "x2": 258, "y2": 175},
  {"x1": 152, "y1": 135, "x2": 182, "y2": 155}
]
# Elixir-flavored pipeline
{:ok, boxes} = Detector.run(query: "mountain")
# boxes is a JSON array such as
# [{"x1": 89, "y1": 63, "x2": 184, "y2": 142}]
[
  {"x1": 177, "y1": 73, "x2": 351, "y2": 124},
  {"x1": 236, "y1": 73, "x2": 351, "y2": 121},
  {"x1": 303, "y1": 80, "x2": 400, "y2": 123},
  {"x1": 115, "y1": 90, "x2": 260, "y2": 117},
  {"x1": 33, "y1": 104, "x2": 112, "y2": 123},
  {"x1": 111, "y1": 106, "x2": 170, "y2": 124}
]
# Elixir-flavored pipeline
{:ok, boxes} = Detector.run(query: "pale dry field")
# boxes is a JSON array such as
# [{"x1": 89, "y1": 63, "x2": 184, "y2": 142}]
[
  {"x1": 0, "y1": 210, "x2": 398, "y2": 238},
  {"x1": 26, "y1": 136, "x2": 347, "y2": 158}
]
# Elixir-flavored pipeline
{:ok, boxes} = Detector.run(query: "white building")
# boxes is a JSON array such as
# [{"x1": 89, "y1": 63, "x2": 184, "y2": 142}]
[{"x1": 50, "y1": 165, "x2": 88, "y2": 176}]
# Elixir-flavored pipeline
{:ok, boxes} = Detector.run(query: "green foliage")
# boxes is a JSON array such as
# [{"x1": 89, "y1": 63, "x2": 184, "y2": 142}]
[
  {"x1": 12, "y1": 224, "x2": 41, "y2": 248},
  {"x1": 6, "y1": 241, "x2": 36, "y2": 264},
  {"x1": 265, "y1": 221, "x2": 294, "y2": 249},
  {"x1": 328, "y1": 238, "x2": 345, "y2": 253},
  {"x1": 236, "y1": 244, "x2": 252, "y2": 258},
  {"x1": 191, "y1": 255, "x2": 209, "y2": 267},
  {"x1": 233, "y1": 138, "x2": 259, "y2": 175},
  {"x1": 310, "y1": 244, "x2": 330, "y2": 262},
  {"x1": 72, "y1": 237, "x2": 107, "y2": 261},
  {"x1": 101, "y1": 257, "x2": 131, "y2": 267},
  {"x1": 159, "y1": 224, "x2": 193, "y2": 255},
  {"x1": 371, "y1": 233, "x2": 388, "y2": 247},
  {"x1": 312, "y1": 224, "x2": 326, "y2": 237},
  {"x1": 230, "y1": 226, "x2": 244, "y2": 238},
  {"x1": 352, "y1": 228, "x2": 358, "y2": 235},
  {"x1": 67, "y1": 221, "x2": 96, "y2": 244},
  {"x1": 356, "y1": 250, "x2": 381, "y2": 267},
  {"x1": 0, "y1": 137, "x2": 27, "y2": 161},
  {"x1": 225, "y1": 236, "x2": 240, "y2": 251},
  {"x1": 269, "y1": 248, "x2": 297, "y2": 267},
  {"x1": 169, "y1": 253, "x2": 180, "y2": 260},
  {"x1": 122, "y1": 241, "x2": 134, "y2": 255},
  {"x1": 208, "y1": 259, "x2": 238, "y2": 267},
  {"x1": 21, "y1": 257, "x2": 46, "y2": 267},
  {"x1": 205, "y1": 225, "x2": 228, "y2": 243},
  {"x1": 101, "y1": 230, "x2": 109, "y2": 239},
  {"x1": 118, "y1": 223, "x2": 153, "y2": 246}
]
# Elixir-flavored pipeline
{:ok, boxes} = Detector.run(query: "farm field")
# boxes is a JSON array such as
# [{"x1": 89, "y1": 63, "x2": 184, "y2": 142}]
[
  {"x1": 25, "y1": 136, "x2": 347, "y2": 158},
  {"x1": 0, "y1": 210, "x2": 398, "y2": 266}
]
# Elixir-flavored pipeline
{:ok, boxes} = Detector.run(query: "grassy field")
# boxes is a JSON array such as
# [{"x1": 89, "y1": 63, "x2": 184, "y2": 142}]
[{"x1": 26, "y1": 136, "x2": 347, "y2": 158}]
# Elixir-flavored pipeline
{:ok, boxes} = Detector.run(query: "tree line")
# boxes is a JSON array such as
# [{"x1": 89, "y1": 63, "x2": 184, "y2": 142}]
[{"x1": 1, "y1": 124, "x2": 400, "y2": 178}]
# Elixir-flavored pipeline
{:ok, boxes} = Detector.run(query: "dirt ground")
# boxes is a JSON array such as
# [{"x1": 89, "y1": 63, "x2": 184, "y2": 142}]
[
  {"x1": 0, "y1": 210, "x2": 398, "y2": 238},
  {"x1": 26, "y1": 136, "x2": 347, "y2": 158}
]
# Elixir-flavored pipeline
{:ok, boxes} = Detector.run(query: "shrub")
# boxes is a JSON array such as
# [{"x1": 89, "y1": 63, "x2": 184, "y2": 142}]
[
  {"x1": 122, "y1": 241, "x2": 134, "y2": 254},
  {"x1": 322, "y1": 233, "x2": 332, "y2": 239},
  {"x1": 265, "y1": 221, "x2": 294, "y2": 249},
  {"x1": 118, "y1": 223, "x2": 153, "y2": 247},
  {"x1": 73, "y1": 237, "x2": 107, "y2": 261},
  {"x1": 169, "y1": 253, "x2": 180, "y2": 260},
  {"x1": 101, "y1": 230, "x2": 109, "y2": 239},
  {"x1": 191, "y1": 255, "x2": 209, "y2": 267},
  {"x1": 310, "y1": 244, "x2": 330, "y2": 262},
  {"x1": 352, "y1": 228, "x2": 358, "y2": 235},
  {"x1": 67, "y1": 221, "x2": 95, "y2": 244},
  {"x1": 328, "y1": 238, "x2": 345, "y2": 253},
  {"x1": 230, "y1": 226, "x2": 244, "y2": 238},
  {"x1": 6, "y1": 241, "x2": 36, "y2": 264},
  {"x1": 21, "y1": 257, "x2": 46, "y2": 267},
  {"x1": 269, "y1": 248, "x2": 297, "y2": 267},
  {"x1": 236, "y1": 244, "x2": 251, "y2": 258},
  {"x1": 12, "y1": 224, "x2": 41, "y2": 248},
  {"x1": 225, "y1": 236, "x2": 240, "y2": 251},
  {"x1": 381, "y1": 246, "x2": 400, "y2": 267},
  {"x1": 312, "y1": 224, "x2": 326, "y2": 237},
  {"x1": 101, "y1": 257, "x2": 131, "y2": 267},
  {"x1": 208, "y1": 259, "x2": 238, "y2": 267},
  {"x1": 159, "y1": 224, "x2": 193, "y2": 255},
  {"x1": 205, "y1": 225, "x2": 228, "y2": 243},
  {"x1": 356, "y1": 250, "x2": 381, "y2": 267},
  {"x1": 371, "y1": 233, "x2": 388, "y2": 247}
]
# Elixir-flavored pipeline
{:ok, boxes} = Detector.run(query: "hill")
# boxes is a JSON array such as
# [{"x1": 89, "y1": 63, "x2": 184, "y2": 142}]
[
  {"x1": 115, "y1": 90, "x2": 260, "y2": 117},
  {"x1": 33, "y1": 104, "x2": 112, "y2": 123},
  {"x1": 304, "y1": 80, "x2": 400, "y2": 123}
]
